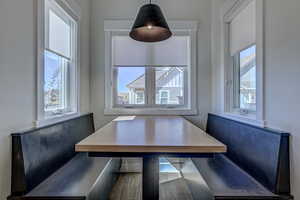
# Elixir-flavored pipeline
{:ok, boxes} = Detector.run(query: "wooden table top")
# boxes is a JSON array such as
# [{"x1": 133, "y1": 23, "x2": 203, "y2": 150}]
[{"x1": 76, "y1": 116, "x2": 226, "y2": 153}]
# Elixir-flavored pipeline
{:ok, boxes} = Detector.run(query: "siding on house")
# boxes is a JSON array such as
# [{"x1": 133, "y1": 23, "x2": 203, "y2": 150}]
[{"x1": 126, "y1": 68, "x2": 184, "y2": 105}]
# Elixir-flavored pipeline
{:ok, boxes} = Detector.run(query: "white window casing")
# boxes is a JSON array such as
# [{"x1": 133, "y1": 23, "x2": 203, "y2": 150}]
[
  {"x1": 36, "y1": 0, "x2": 81, "y2": 127},
  {"x1": 104, "y1": 20, "x2": 198, "y2": 115},
  {"x1": 219, "y1": 0, "x2": 265, "y2": 127}
]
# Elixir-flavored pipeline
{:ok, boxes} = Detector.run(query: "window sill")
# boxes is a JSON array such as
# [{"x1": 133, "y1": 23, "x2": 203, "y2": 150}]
[
  {"x1": 218, "y1": 112, "x2": 266, "y2": 127},
  {"x1": 35, "y1": 112, "x2": 80, "y2": 127},
  {"x1": 104, "y1": 107, "x2": 198, "y2": 116}
]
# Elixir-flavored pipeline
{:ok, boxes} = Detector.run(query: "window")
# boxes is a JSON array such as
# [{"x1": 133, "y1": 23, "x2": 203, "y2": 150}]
[
  {"x1": 115, "y1": 66, "x2": 145, "y2": 105},
  {"x1": 38, "y1": 0, "x2": 79, "y2": 123},
  {"x1": 159, "y1": 90, "x2": 170, "y2": 104},
  {"x1": 221, "y1": 0, "x2": 264, "y2": 125},
  {"x1": 233, "y1": 45, "x2": 256, "y2": 112},
  {"x1": 44, "y1": 50, "x2": 68, "y2": 112},
  {"x1": 136, "y1": 91, "x2": 145, "y2": 104},
  {"x1": 114, "y1": 65, "x2": 186, "y2": 107},
  {"x1": 229, "y1": 0, "x2": 256, "y2": 115},
  {"x1": 104, "y1": 22, "x2": 197, "y2": 115}
]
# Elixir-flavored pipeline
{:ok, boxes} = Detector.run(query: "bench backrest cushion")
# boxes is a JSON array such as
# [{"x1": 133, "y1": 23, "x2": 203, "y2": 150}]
[
  {"x1": 206, "y1": 113, "x2": 290, "y2": 195},
  {"x1": 11, "y1": 113, "x2": 95, "y2": 195}
]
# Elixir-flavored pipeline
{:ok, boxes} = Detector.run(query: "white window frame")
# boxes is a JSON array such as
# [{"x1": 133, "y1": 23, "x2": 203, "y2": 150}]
[
  {"x1": 232, "y1": 44, "x2": 257, "y2": 114},
  {"x1": 104, "y1": 20, "x2": 198, "y2": 115},
  {"x1": 36, "y1": 0, "x2": 81, "y2": 127},
  {"x1": 220, "y1": 0, "x2": 265, "y2": 126}
]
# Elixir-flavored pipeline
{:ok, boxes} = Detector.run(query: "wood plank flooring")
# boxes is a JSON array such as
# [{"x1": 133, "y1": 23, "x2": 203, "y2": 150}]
[
  {"x1": 109, "y1": 173, "x2": 142, "y2": 200},
  {"x1": 109, "y1": 158, "x2": 194, "y2": 200}
]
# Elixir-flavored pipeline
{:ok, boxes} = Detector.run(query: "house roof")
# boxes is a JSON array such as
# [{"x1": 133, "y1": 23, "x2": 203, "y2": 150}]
[
  {"x1": 240, "y1": 53, "x2": 255, "y2": 76},
  {"x1": 126, "y1": 68, "x2": 181, "y2": 89},
  {"x1": 126, "y1": 74, "x2": 146, "y2": 89},
  {"x1": 126, "y1": 69, "x2": 168, "y2": 89}
]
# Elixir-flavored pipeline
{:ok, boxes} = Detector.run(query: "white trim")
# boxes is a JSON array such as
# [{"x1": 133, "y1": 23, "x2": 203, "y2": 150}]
[
  {"x1": 35, "y1": 112, "x2": 82, "y2": 127},
  {"x1": 104, "y1": 20, "x2": 198, "y2": 116},
  {"x1": 104, "y1": 30, "x2": 113, "y2": 110},
  {"x1": 255, "y1": 0, "x2": 264, "y2": 123},
  {"x1": 37, "y1": 0, "x2": 46, "y2": 121},
  {"x1": 220, "y1": 0, "x2": 265, "y2": 125},
  {"x1": 104, "y1": 108, "x2": 197, "y2": 116},
  {"x1": 213, "y1": 112, "x2": 266, "y2": 127},
  {"x1": 147, "y1": 67, "x2": 155, "y2": 105},
  {"x1": 223, "y1": 0, "x2": 254, "y2": 22},
  {"x1": 37, "y1": 0, "x2": 81, "y2": 125},
  {"x1": 55, "y1": 0, "x2": 81, "y2": 20}
]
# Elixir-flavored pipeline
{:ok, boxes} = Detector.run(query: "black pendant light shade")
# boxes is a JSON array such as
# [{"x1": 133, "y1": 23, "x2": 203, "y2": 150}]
[{"x1": 130, "y1": 3, "x2": 172, "y2": 42}]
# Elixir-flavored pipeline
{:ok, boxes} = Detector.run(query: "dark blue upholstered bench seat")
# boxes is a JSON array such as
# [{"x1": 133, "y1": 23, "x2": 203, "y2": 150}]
[
  {"x1": 8, "y1": 113, "x2": 121, "y2": 200},
  {"x1": 187, "y1": 114, "x2": 292, "y2": 200},
  {"x1": 24, "y1": 154, "x2": 120, "y2": 199},
  {"x1": 192, "y1": 155, "x2": 279, "y2": 199}
]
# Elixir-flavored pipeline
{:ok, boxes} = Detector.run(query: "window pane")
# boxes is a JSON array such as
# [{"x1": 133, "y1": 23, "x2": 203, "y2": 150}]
[
  {"x1": 239, "y1": 45, "x2": 256, "y2": 111},
  {"x1": 44, "y1": 50, "x2": 68, "y2": 112},
  {"x1": 49, "y1": 10, "x2": 71, "y2": 58},
  {"x1": 115, "y1": 67, "x2": 145, "y2": 105},
  {"x1": 136, "y1": 92, "x2": 144, "y2": 104},
  {"x1": 155, "y1": 67, "x2": 185, "y2": 105}
]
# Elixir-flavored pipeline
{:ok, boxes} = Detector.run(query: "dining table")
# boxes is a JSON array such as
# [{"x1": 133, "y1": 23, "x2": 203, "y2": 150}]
[{"x1": 76, "y1": 116, "x2": 226, "y2": 200}]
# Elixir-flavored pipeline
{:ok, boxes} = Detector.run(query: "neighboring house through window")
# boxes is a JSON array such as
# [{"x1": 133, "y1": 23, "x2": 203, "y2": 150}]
[
  {"x1": 155, "y1": 67, "x2": 184, "y2": 105},
  {"x1": 123, "y1": 67, "x2": 185, "y2": 105}
]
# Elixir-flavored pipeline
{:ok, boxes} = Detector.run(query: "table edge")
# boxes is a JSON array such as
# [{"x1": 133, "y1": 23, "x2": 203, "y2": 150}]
[{"x1": 75, "y1": 144, "x2": 227, "y2": 153}]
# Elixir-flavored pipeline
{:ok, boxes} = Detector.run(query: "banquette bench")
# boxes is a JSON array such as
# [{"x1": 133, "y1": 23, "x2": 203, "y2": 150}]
[
  {"x1": 184, "y1": 114, "x2": 293, "y2": 200},
  {"x1": 8, "y1": 113, "x2": 121, "y2": 200}
]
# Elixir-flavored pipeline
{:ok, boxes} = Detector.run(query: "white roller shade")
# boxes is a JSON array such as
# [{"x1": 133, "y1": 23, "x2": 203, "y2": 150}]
[
  {"x1": 112, "y1": 36, "x2": 189, "y2": 66},
  {"x1": 48, "y1": 10, "x2": 71, "y2": 58},
  {"x1": 230, "y1": 1, "x2": 256, "y2": 56},
  {"x1": 152, "y1": 36, "x2": 189, "y2": 66},
  {"x1": 112, "y1": 36, "x2": 149, "y2": 66}
]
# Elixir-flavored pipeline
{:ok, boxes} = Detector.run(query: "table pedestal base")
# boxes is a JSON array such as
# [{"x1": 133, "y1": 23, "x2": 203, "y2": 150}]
[{"x1": 143, "y1": 155, "x2": 159, "y2": 200}]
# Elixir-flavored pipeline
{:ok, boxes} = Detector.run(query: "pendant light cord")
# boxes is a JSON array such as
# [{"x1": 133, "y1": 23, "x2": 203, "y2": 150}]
[{"x1": 149, "y1": 0, "x2": 152, "y2": 4}]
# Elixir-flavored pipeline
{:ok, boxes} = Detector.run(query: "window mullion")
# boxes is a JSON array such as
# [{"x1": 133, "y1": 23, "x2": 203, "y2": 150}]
[
  {"x1": 233, "y1": 54, "x2": 240, "y2": 110},
  {"x1": 146, "y1": 67, "x2": 155, "y2": 106},
  {"x1": 151, "y1": 68, "x2": 156, "y2": 106},
  {"x1": 112, "y1": 68, "x2": 118, "y2": 106}
]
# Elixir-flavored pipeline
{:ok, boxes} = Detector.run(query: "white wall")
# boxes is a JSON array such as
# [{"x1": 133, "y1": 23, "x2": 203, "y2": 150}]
[
  {"x1": 211, "y1": 0, "x2": 300, "y2": 198},
  {"x1": 211, "y1": 0, "x2": 224, "y2": 114},
  {"x1": 264, "y1": 0, "x2": 300, "y2": 198},
  {"x1": 0, "y1": 0, "x2": 90, "y2": 199},
  {"x1": 90, "y1": 0, "x2": 212, "y2": 129},
  {"x1": 78, "y1": 0, "x2": 91, "y2": 113}
]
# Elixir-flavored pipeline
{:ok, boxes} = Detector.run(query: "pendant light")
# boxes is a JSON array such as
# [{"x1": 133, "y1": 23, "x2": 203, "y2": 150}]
[{"x1": 130, "y1": 0, "x2": 172, "y2": 42}]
